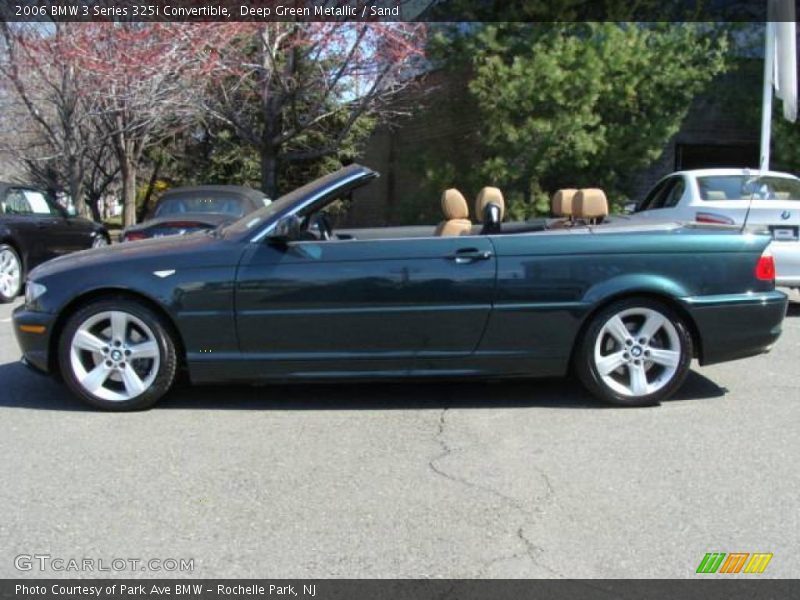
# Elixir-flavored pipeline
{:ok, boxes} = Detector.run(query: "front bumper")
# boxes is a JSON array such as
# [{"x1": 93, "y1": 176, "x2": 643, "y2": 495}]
[
  {"x1": 12, "y1": 305, "x2": 57, "y2": 374},
  {"x1": 681, "y1": 290, "x2": 788, "y2": 366}
]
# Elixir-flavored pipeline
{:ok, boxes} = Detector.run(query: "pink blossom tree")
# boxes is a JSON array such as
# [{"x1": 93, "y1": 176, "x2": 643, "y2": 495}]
[{"x1": 204, "y1": 22, "x2": 426, "y2": 197}]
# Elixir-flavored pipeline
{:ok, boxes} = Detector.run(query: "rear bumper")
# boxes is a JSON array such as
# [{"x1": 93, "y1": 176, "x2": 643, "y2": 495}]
[
  {"x1": 771, "y1": 240, "x2": 800, "y2": 287},
  {"x1": 681, "y1": 291, "x2": 788, "y2": 366},
  {"x1": 12, "y1": 305, "x2": 56, "y2": 374}
]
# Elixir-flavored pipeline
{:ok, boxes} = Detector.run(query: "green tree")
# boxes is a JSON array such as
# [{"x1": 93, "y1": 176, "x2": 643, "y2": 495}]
[
  {"x1": 773, "y1": 117, "x2": 800, "y2": 173},
  {"x1": 433, "y1": 23, "x2": 730, "y2": 217}
]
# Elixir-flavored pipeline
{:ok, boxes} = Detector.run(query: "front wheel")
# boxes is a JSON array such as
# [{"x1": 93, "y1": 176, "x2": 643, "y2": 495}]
[
  {"x1": 576, "y1": 298, "x2": 693, "y2": 407},
  {"x1": 58, "y1": 298, "x2": 178, "y2": 410}
]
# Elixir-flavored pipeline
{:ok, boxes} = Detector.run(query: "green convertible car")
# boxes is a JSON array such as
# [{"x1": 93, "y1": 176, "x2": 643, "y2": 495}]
[{"x1": 13, "y1": 165, "x2": 788, "y2": 410}]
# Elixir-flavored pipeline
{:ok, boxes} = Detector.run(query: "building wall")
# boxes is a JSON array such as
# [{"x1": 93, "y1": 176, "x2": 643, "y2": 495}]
[{"x1": 353, "y1": 62, "x2": 763, "y2": 223}]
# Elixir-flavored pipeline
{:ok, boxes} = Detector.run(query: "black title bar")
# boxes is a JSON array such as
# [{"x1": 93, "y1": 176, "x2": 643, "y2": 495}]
[{"x1": 0, "y1": 0, "x2": 798, "y2": 22}]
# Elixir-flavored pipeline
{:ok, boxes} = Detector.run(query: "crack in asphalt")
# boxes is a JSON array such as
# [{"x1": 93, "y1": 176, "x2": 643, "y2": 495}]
[{"x1": 428, "y1": 407, "x2": 565, "y2": 578}]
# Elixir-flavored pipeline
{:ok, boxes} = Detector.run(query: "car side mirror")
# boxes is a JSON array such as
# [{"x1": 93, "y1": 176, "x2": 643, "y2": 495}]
[
  {"x1": 269, "y1": 214, "x2": 302, "y2": 243},
  {"x1": 622, "y1": 201, "x2": 638, "y2": 215}
]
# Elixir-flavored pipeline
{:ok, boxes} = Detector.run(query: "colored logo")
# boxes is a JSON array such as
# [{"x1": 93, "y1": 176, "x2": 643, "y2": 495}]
[
  {"x1": 781, "y1": 211, "x2": 791, "y2": 220},
  {"x1": 696, "y1": 552, "x2": 772, "y2": 574}
]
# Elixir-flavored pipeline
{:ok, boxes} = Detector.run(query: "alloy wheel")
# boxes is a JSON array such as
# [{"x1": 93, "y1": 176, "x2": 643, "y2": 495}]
[
  {"x1": 0, "y1": 248, "x2": 21, "y2": 299},
  {"x1": 69, "y1": 310, "x2": 161, "y2": 401},
  {"x1": 593, "y1": 307, "x2": 682, "y2": 398}
]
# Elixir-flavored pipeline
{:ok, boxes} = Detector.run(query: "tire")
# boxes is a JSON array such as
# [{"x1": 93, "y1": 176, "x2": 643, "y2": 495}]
[
  {"x1": 0, "y1": 243, "x2": 23, "y2": 303},
  {"x1": 575, "y1": 297, "x2": 693, "y2": 407},
  {"x1": 58, "y1": 297, "x2": 177, "y2": 410}
]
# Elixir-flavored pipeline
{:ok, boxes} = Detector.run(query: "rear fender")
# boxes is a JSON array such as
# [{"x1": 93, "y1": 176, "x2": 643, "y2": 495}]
[{"x1": 582, "y1": 274, "x2": 689, "y2": 305}]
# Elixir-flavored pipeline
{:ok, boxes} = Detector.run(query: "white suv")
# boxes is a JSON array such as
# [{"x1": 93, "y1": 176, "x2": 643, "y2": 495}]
[{"x1": 629, "y1": 168, "x2": 800, "y2": 289}]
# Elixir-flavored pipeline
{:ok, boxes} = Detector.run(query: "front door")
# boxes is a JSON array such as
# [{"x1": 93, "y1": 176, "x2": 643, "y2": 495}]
[{"x1": 235, "y1": 235, "x2": 497, "y2": 376}]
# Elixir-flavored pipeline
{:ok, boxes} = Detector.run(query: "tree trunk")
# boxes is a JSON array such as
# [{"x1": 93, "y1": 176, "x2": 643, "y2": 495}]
[
  {"x1": 138, "y1": 156, "x2": 163, "y2": 222},
  {"x1": 86, "y1": 194, "x2": 102, "y2": 222},
  {"x1": 260, "y1": 146, "x2": 279, "y2": 198},
  {"x1": 67, "y1": 161, "x2": 87, "y2": 218},
  {"x1": 120, "y1": 156, "x2": 137, "y2": 227}
]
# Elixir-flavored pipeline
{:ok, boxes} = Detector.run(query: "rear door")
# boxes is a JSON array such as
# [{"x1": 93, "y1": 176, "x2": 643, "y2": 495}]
[{"x1": 235, "y1": 235, "x2": 497, "y2": 375}]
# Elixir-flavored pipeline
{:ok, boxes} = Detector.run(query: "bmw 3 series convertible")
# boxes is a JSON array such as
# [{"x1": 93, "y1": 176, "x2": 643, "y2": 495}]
[{"x1": 13, "y1": 165, "x2": 788, "y2": 410}]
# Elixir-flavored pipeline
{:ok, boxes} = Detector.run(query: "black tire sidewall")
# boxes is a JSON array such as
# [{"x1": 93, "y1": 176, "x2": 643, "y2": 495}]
[
  {"x1": 58, "y1": 298, "x2": 177, "y2": 411},
  {"x1": 577, "y1": 297, "x2": 693, "y2": 407},
  {"x1": 0, "y1": 243, "x2": 23, "y2": 302}
]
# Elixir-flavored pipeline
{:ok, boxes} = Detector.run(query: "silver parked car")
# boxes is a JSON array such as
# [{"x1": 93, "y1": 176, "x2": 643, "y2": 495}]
[{"x1": 629, "y1": 168, "x2": 800, "y2": 289}]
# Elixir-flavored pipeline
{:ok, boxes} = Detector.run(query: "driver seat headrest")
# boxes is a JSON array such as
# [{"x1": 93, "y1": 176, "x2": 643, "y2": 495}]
[
  {"x1": 475, "y1": 187, "x2": 505, "y2": 234},
  {"x1": 475, "y1": 187, "x2": 505, "y2": 223}
]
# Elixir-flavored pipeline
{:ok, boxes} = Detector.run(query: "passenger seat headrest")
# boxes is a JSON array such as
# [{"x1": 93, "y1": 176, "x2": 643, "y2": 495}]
[
  {"x1": 475, "y1": 187, "x2": 505, "y2": 223},
  {"x1": 441, "y1": 188, "x2": 469, "y2": 220},
  {"x1": 705, "y1": 190, "x2": 727, "y2": 200},
  {"x1": 573, "y1": 188, "x2": 609, "y2": 219},
  {"x1": 551, "y1": 189, "x2": 578, "y2": 217}
]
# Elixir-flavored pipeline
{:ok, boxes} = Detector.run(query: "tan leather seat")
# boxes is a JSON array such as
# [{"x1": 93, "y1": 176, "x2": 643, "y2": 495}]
[
  {"x1": 549, "y1": 188, "x2": 578, "y2": 228},
  {"x1": 475, "y1": 187, "x2": 505, "y2": 234},
  {"x1": 435, "y1": 189, "x2": 472, "y2": 237},
  {"x1": 573, "y1": 188, "x2": 609, "y2": 224},
  {"x1": 551, "y1": 188, "x2": 578, "y2": 218}
]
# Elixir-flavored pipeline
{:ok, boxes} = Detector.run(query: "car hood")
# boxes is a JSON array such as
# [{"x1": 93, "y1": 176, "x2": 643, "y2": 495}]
[
  {"x1": 29, "y1": 230, "x2": 226, "y2": 280},
  {"x1": 124, "y1": 213, "x2": 234, "y2": 232}
]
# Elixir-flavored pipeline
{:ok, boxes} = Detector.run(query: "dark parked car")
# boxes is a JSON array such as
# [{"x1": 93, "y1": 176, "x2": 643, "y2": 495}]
[
  {"x1": 13, "y1": 165, "x2": 787, "y2": 411},
  {"x1": 122, "y1": 185, "x2": 269, "y2": 242},
  {"x1": 0, "y1": 182, "x2": 109, "y2": 303}
]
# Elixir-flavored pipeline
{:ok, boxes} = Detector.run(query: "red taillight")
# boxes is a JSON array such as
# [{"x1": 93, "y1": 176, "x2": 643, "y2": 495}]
[
  {"x1": 755, "y1": 250, "x2": 776, "y2": 282},
  {"x1": 695, "y1": 211, "x2": 735, "y2": 225},
  {"x1": 124, "y1": 232, "x2": 147, "y2": 242}
]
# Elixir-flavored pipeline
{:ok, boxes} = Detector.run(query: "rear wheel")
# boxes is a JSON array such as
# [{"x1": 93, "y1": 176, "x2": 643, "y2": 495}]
[
  {"x1": 58, "y1": 298, "x2": 177, "y2": 410},
  {"x1": 576, "y1": 298, "x2": 693, "y2": 407},
  {"x1": 0, "y1": 244, "x2": 22, "y2": 303},
  {"x1": 92, "y1": 235, "x2": 110, "y2": 248}
]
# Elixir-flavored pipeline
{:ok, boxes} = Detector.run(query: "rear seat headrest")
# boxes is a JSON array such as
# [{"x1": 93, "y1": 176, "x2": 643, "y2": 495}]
[
  {"x1": 475, "y1": 187, "x2": 505, "y2": 222},
  {"x1": 441, "y1": 188, "x2": 469, "y2": 220},
  {"x1": 551, "y1": 189, "x2": 578, "y2": 217},
  {"x1": 573, "y1": 188, "x2": 609, "y2": 219}
]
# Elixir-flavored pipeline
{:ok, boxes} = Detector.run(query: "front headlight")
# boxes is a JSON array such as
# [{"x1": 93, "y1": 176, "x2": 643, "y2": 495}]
[{"x1": 25, "y1": 281, "x2": 47, "y2": 305}]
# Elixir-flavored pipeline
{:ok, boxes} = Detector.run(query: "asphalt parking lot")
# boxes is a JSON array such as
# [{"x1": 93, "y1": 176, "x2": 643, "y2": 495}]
[{"x1": 0, "y1": 293, "x2": 798, "y2": 579}]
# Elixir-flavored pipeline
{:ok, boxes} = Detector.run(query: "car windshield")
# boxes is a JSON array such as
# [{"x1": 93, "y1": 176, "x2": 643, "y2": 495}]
[
  {"x1": 220, "y1": 168, "x2": 360, "y2": 238},
  {"x1": 154, "y1": 194, "x2": 246, "y2": 217},
  {"x1": 697, "y1": 175, "x2": 800, "y2": 201}
]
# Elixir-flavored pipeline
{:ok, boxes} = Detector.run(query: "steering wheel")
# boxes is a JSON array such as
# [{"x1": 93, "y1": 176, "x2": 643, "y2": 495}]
[{"x1": 309, "y1": 213, "x2": 333, "y2": 241}]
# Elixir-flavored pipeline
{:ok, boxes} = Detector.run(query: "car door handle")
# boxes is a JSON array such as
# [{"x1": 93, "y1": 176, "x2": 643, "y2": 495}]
[{"x1": 447, "y1": 248, "x2": 493, "y2": 263}]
